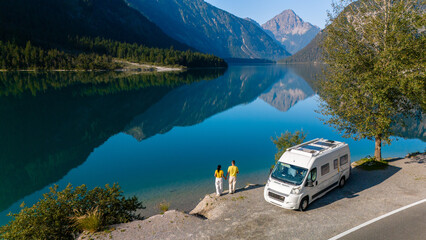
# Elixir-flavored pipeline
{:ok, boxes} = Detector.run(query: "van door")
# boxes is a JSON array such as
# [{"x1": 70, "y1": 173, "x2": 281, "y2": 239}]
[
  {"x1": 339, "y1": 154, "x2": 350, "y2": 179},
  {"x1": 305, "y1": 167, "x2": 320, "y2": 200},
  {"x1": 330, "y1": 158, "x2": 340, "y2": 186}
]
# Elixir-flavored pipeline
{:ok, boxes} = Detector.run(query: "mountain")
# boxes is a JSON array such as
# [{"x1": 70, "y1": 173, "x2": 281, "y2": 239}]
[
  {"x1": 0, "y1": 0, "x2": 189, "y2": 50},
  {"x1": 244, "y1": 18, "x2": 261, "y2": 28},
  {"x1": 259, "y1": 71, "x2": 314, "y2": 112},
  {"x1": 124, "y1": 66, "x2": 288, "y2": 141},
  {"x1": 262, "y1": 10, "x2": 320, "y2": 55},
  {"x1": 127, "y1": 0, "x2": 290, "y2": 60},
  {"x1": 279, "y1": 30, "x2": 324, "y2": 63}
]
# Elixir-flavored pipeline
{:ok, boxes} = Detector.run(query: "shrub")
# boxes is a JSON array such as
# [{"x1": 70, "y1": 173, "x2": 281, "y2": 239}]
[
  {"x1": 271, "y1": 130, "x2": 307, "y2": 164},
  {"x1": 158, "y1": 201, "x2": 170, "y2": 214},
  {"x1": 0, "y1": 183, "x2": 144, "y2": 240}
]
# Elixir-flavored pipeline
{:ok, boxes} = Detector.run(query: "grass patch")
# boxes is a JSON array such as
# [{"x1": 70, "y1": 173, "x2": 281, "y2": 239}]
[
  {"x1": 231, "y1": 196, "x2": 246, "y2": 201},
  {"x1": 158, "y1": 201, "x2": 170, "y2": 214},
  {"x1": 353, "y1": 157, "x2": 389, "y2": 170},
  {"x1": 72, "y1": 207, "x2": 102, "y2": 233}
]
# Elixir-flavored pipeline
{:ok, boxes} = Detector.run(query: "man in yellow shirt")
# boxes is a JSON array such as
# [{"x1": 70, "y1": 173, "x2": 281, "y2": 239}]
[{"x1": 226, "y1": 160, "x2": 239, "y2": 194}]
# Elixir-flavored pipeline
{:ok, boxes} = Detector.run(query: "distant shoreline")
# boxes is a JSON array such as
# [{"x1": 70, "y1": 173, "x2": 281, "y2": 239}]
[{"x1": 0, "y1": 61, "x2": 184, "y2": 73}]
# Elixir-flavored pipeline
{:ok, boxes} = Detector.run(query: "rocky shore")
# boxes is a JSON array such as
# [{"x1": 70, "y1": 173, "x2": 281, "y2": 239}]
[{"x1": 78, "y1": 153, "x2": 426, "y2": 240}]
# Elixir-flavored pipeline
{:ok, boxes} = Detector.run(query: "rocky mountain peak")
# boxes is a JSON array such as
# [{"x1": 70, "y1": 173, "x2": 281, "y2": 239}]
[
  {"x1": 263, "y1": 9, "x2": 311, "y2": 35},
  {"x1": 261, "y1": 9, "x2": 320, "y2": 54}
]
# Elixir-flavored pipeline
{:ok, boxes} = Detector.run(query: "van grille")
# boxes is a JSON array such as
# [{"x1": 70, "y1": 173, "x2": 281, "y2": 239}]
[{"x1": 268, "y1": 191, "x2": 285, "y2": 202}]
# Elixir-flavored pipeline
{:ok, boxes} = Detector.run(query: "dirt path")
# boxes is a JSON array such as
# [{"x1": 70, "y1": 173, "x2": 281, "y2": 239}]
[
  {"x1": 115, "y1": 60, "x2": 182, "y2": 72},
  {"x1": 78, "y1": 154, "x2": 426, "y2": 240}
]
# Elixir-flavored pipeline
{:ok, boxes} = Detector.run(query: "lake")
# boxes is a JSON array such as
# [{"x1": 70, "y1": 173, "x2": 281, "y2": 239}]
[{"x1": 0, "y1": 65, "x2": 424, "y2": 225}]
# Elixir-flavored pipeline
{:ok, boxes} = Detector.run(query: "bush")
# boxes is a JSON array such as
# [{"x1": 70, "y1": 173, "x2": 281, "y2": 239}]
[
  {"x1": 271, "y1": 130, "x2": 307, "y2": 163},
  {"x1": 158, "y1": 201, "x2": 170, "y2": 214},
  {"x1": 0, "y1": 184, "x2": 144, "y2": 240}
]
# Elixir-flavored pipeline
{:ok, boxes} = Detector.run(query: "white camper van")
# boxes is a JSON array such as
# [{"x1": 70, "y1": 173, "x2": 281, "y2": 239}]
[{"x1": 264, "y1": 138, "x2": 351, "y2": 211}]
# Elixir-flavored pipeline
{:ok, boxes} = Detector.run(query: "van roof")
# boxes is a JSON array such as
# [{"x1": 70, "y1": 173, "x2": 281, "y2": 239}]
[{"x1": 287, "y1": 138, "x2": 346, "y2": 157}]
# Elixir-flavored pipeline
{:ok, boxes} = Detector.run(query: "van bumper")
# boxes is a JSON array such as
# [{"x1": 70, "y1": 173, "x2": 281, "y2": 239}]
[{"x1": 264, "y1": 189, "x2": 301, "y2": 210}]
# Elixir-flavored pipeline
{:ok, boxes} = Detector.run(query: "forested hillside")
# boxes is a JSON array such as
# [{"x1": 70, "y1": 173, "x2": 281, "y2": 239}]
[
  {"x1": 0, "y1": 0, "x2": 188, "y2": 49},
  {"x1": 0, "y1": 38, "x2": 227, "y2": 70},
  {"x1": 0, "y1": 0, "x2": 227, "y2": 70}
]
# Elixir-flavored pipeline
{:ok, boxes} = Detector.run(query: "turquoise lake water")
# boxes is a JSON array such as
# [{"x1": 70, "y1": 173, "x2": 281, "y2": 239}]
[{"x1": 0, "y1": 65, "x2": 424, "y2": 225}]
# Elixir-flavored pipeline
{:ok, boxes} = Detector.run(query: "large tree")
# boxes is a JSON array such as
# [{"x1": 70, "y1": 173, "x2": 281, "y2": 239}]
[{"x1": 319, "y1": 0, "x2": 425, "y2": 160}]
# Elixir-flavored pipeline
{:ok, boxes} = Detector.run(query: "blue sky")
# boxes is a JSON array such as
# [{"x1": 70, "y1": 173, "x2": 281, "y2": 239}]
[{"x1": 204, "y1": 0, "x2": 334, "y2": 29}]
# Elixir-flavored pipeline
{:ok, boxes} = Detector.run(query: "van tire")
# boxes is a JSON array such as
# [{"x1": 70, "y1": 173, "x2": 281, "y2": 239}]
[
  {"x1": 339, "y1": 177, "x2": 346, "y2": 188},
  {"x1": 299, "y1": 197, "x2": 309, "y2": 211}
]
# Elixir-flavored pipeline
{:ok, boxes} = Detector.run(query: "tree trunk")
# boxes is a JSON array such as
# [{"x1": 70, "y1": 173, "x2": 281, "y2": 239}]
[{"x1": 374, "y1": 136, "x2": 382, "y2": 161}]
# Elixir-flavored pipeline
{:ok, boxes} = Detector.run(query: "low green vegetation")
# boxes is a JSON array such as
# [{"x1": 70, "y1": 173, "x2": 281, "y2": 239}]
[
  {"x1": 271, "y1": 130, "x2": 307, "y2": 165},
  {"x1": 353, "y1": 157, "x2": 389, "y2": 171},
  {"x1": 0, "y1": 184, "x2": 143, "y2": 240},
  {"x1": 72, "y1": 207, "x2": 103, "y2": 233},
  {"x1": 158, "y1": 201, "x2": 170, "y2": 214}
]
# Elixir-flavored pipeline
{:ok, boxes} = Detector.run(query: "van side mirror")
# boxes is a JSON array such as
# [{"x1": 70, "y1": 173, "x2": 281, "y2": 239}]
[{"x1": 306, "y1": 180, "x2": 314, "y2": 187}]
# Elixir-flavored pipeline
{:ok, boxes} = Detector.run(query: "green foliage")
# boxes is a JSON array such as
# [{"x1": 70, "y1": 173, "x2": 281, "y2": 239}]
[
  {"x1": 72, "y1": 207, "x2": 102, "y2": 233},
  {"x1": 319, "y1": 0, "x2": 425, "y2": 160},
  {"x1": 0, "y1": 37, "x2": 227, "y2": 71},
  {"x1": 0, "y1": 184, "x2": 144, "y2": 240},
  {"x1": 271, "y1": 130, "x2": 307, "y2": 162},
  {"x1": 0, "y1": 40, "x2": 121, "y2": 70},
  {"x1": 158, "y1": 201, "x2": 170, "y2": 214},
  {"x1": 353, "y1": 157, "x2": 388, "y2": 171},
  {"x1": 70, "y1": 36, "x2": 228, "y2": 68}
]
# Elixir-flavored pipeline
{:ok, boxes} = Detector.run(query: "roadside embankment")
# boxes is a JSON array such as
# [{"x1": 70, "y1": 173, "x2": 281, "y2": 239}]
[{"x1": 78, "y1": 153, "x2": 426, "y2": 240}]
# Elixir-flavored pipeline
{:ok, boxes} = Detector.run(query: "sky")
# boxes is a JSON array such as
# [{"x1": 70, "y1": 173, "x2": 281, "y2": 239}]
[{"x1": 204, "y1": 0, "x2": 334, "y2": 29}]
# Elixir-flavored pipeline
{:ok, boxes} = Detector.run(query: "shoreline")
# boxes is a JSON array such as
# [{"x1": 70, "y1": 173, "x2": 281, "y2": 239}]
[
  {"x1": 77, "y1": 152, "x2": 426, "y2": 239},
  {"x1": 0, "y1": 60, "x2": 184, "y2": 73}
]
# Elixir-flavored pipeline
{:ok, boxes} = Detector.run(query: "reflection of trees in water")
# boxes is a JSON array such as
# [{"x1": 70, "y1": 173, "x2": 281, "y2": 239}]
[
  {"x1": 0, "y1": 70, "x2": 224, "y2": 212},
  {"x1": 0, "y1": 70, "x2": 225, "y2": 97}
]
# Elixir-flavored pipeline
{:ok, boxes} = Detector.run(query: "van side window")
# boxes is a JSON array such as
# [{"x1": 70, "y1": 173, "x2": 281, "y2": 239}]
[
  {"x1": 308, "y1": 168, "x2": 317, "y2": 182},
  {"x1": 321, "y1": 163, "x2": 330, "y2": 176},
  {"x1": 333, "y1": 159, "x2": 338, "y2": 169},
  {"x1": 340, "y1": 154, "x2": 348, "y2": 166}
]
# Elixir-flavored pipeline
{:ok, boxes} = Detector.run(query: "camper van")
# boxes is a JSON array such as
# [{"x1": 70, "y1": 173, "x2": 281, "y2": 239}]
[{"x1": 264, "y1": 138, "x2": 351, "y2": 211}]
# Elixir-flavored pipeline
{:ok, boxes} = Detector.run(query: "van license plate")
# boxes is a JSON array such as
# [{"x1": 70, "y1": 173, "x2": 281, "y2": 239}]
[{"x1": 268, "y1": 191, "x2": 285, "y2": 202}]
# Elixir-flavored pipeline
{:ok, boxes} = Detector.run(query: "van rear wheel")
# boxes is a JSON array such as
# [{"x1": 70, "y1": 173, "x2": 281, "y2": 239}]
[
  {"x1": 299, "y1": 197, "x2": 309, "y2": 211},
  {"x1": 339, "y1": 177, "x2": 346, "y2": 188}
]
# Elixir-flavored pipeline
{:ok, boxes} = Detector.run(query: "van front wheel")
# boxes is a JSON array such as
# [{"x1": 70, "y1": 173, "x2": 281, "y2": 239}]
[
  {"x1": 299, "y1": 197, "x2": 309, "y2": 211},
  {"x1": 339, "y1": 177, "x2": 346, "y2": 188}
]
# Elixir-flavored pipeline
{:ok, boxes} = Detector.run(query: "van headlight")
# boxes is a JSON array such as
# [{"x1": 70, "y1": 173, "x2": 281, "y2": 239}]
[{"x1": 290, "y1": 187, "x2": 300, "y2": 195}]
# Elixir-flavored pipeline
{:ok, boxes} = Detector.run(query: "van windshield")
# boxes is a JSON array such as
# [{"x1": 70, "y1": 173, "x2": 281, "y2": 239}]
[{"x1": 271, "y1": 162, "x2": 308, "y2": 186}]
